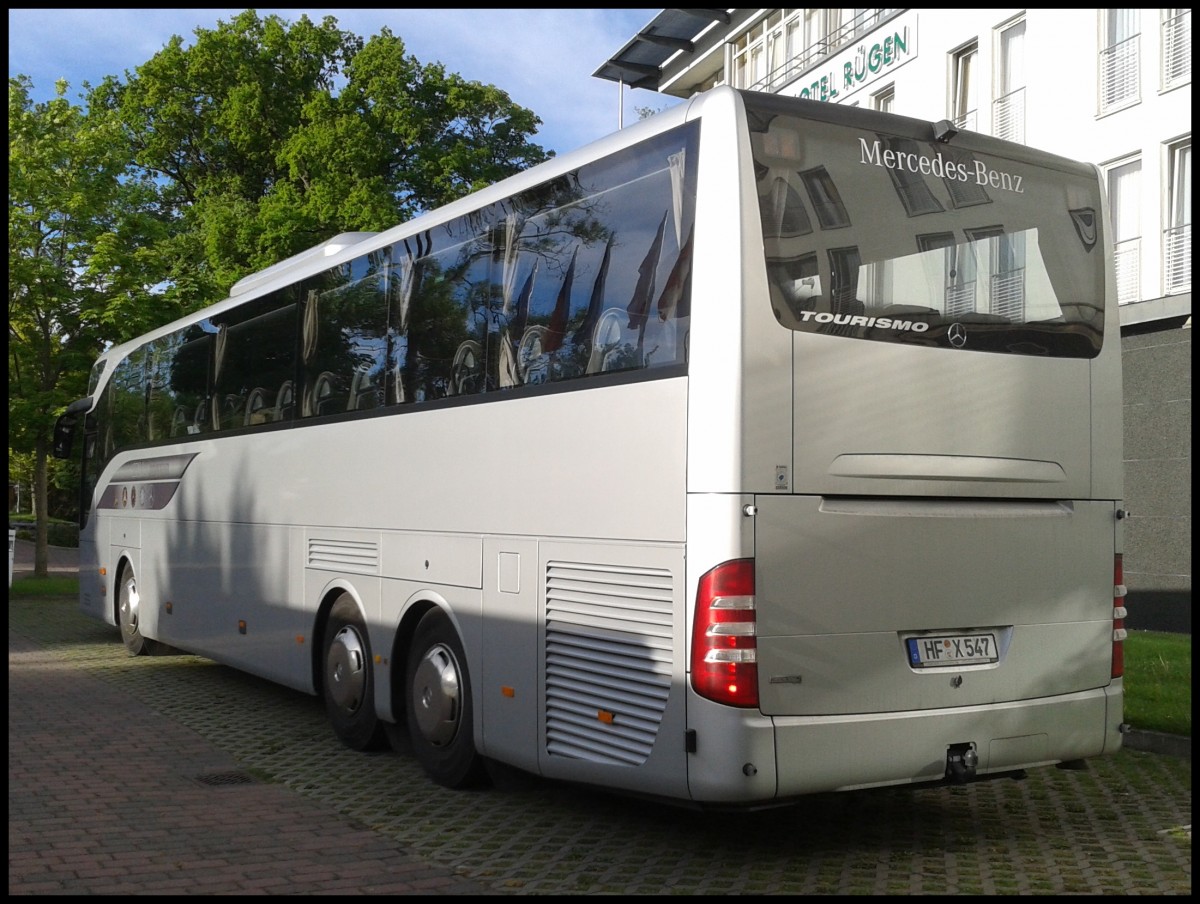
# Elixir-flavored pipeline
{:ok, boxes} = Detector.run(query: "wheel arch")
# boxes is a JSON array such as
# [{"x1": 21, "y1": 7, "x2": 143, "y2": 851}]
[
  {"x1": 310, "y1": 579, "x2": 368, "y2": 702},
  {"x1": 111, "y1": 551, "x2": 137, "y2": 627},
  {"x1": 388, "y1": 591, "x2": 462, "y2": 729}
]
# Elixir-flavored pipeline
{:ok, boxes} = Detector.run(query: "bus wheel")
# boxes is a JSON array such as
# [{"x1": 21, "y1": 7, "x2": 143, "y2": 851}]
[
  {"x1": 117, "y1": 564, "x2": 163, "y2": 656},
  {"x1": 405, "y1": 609, "x2": 486, "y2": 788},
  {"x1": 322, "y1": 594, "x2": 386, "y2": 751}
]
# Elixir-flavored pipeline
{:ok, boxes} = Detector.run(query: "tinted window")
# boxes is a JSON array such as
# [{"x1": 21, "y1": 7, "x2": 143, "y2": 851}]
[
  {"x1": 745, "y1": 94, "x2": 1105, "y2": 357},
  {"x1": 302, "y1": 252, "x2": 389, "y2": 417},
  {"x1": 211, "y1": 290, "x2": 299, "y2": 430},
  {"x1": 393, "y1": 121, "x2": 699, "y2": 399}
]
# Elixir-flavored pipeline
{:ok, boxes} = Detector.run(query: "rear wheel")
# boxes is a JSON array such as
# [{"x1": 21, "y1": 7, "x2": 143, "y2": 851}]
[
  {"x1": 405, "y1": 608, "x2": 486, "y2": 788},
  {"x1": 117, "y1": 564, "x2": 165, "y2": 656},
  {"x1": 322, "y1": 594, "x2": 387, "y2": 751}
]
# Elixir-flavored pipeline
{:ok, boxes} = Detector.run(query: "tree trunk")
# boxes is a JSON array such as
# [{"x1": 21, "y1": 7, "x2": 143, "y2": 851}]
[{"x1": 33, "y1": 436, "x2": 49, "y2": 578}]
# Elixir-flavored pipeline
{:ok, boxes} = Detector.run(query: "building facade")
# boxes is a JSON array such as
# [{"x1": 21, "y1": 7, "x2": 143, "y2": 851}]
[{"x1": 596, "y1": 8, "x2": 1191, "y2": 632}]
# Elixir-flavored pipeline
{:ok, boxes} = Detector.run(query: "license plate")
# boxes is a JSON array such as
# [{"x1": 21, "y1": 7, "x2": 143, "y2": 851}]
[{"x1": 906, "y1": 633, "x2": 998, "y2": 668}]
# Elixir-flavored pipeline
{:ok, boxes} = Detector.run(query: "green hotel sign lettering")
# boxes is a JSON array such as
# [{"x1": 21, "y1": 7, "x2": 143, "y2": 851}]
[{"x1": 797, "y1": 27, "x2": 914, "y2": 103}]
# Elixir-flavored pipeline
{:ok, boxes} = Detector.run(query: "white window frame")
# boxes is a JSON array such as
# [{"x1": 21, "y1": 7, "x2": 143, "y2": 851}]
[
  {"x1": 950, "y1": 41, "x2": 979, "y2": 132},
  {"x1": 1163, "y1": 138, "x2": 1191, "y2": 294},
  {"x1": 1161, "y1": 9, "x2": 1192, "y2": 92},
  {"x1": 1105, "y1": 155, "x2": 1142, "y2": 304},
  {"x1": 872, "y1": 84, "x2": 895, "y2": 114},
  {"x1": 1098, "y1": 9, "x2": 1141, "y2": 115},
  {"x1": 993, "y1": 16, "x2": 1026, "y2": 143}
]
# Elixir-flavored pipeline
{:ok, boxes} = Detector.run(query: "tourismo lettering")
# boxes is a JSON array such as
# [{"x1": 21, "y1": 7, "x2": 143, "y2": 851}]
[{"x1": 797, "y1": 310, "x2": 931, "y2": 333}]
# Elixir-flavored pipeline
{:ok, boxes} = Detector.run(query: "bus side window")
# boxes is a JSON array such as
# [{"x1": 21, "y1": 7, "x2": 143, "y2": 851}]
[
  {"x1": 214, "y1": 292, "x2": 299, "y2": 429},
  {"x1": 304, "y1": 253, "x2": 389, "y2": 417}
]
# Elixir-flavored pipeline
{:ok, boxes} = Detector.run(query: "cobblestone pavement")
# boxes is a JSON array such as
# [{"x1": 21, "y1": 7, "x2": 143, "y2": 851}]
[{"x1": 9, "y1": 590, "x2": 1192, "y2": 895}]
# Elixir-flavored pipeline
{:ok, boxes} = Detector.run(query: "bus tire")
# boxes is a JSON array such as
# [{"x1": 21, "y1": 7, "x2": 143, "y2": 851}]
[
  {"x1": 322, "y1": 594, "x2": 387, "y2": 751},
  {"x1": 405, "y1": 608, "x2": 486, "y2": 788},
  {"x1": 117, "y1": 563, "x2": 166, "y2": 656}
]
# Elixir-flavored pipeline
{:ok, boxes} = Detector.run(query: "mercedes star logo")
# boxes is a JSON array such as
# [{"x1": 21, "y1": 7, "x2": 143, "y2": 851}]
[{"x1": 948, "y1": 322, "x2": 967, "y2": 348}]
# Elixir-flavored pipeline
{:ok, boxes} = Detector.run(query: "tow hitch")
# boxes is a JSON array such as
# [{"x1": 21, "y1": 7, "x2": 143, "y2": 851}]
[{"x1": 946, "y1": 743, "x2": 979, "y2": 783}]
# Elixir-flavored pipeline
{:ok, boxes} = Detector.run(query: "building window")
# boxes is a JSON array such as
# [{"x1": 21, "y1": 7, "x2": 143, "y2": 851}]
[
  {"x1": 951, "y1": 42, "x2": 979, "y2": 131},
  {"x1": 828, "y1": 246, "x2": 864, "y2": 316},
  {"x1": 732, "y1": 11, "x2": 803, "y2": 91},
  {"x1": 994, "y1": 18, "x2": 1026, "y2": 143},
  {"x1": 1161, "y1": 9, "x2": 1192, "y2": 91},
  {"x1": 730, "y1": 9, "x2": 903, "y2": 94},
  {"x1": 761, "y1": 176, "x2": 813, "y2": 238},
  {"x1": 1164, "y1": 139, "x2": 1191, "y2": 294},
  {"x1": 1099, "y1": 9, "x2": 1140, "y2": 114},
  {"x1": 784, "y1": 14, "x2": 803, "y2": 78},
  {"x1": 918, "y1": 232, "x2": 975, "y2": 316},
  {"x1": 940, "y1": 150, "x2": 993, "y2": 208},
  {"x1": 800, "y1": 166, "x2": 851, "y2": 229},
  {"x1": 1106, "y1": 157, "x2": 1142, "y2": 304},
  {"x1": 880, "y1": 136, "x2": 945, "y2": 217},
  {"x1": 872, "y1": 85, "x2": 895, "y2": 113},
  {"x1": 970, "y1": 227, "x2": 1027, "y2": 322},
  {"x1": 853, "y1": 8, "x2": 875, "y2": 38},
  {"x1": 804, "y1": 9, "x2": 826, "y2": 58}
]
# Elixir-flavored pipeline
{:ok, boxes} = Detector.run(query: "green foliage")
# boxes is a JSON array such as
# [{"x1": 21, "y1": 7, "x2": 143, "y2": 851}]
[
  {"x1": 8, "y1": 450, "x2": 79, "y2": 521},
  {"x1": 9, "y1": 10, "x2": 553, "y2": 573},
  {"x1": 88, "y1": 11, "x2": 551, "y2": 308},
  {"x1": 10, "y1": 514, "x2": 78, "y2": 547},
  {"x1": 1124, "y1": 630, "x2": 1192, "y2": 737},
  {"x1": 9, "y1": 74, "x2": 169, "y2": 557}
]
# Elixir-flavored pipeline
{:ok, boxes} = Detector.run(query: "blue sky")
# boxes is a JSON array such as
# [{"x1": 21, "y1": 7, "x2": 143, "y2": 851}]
[{"x1": 8, "y1": 8, "x2": 679, "y2": 156}]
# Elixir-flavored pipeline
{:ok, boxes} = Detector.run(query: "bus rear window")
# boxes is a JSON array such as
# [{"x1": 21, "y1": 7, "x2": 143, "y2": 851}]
[{"x1": 746, "y1": 99, "x2": 1106, "y2": 358}]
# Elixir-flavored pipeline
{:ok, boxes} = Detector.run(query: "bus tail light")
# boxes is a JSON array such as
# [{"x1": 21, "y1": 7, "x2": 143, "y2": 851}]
[
  {"x1": 691, "y1": 559, "x2": 758, "y2": 708},
  {"x1": 1112, "y1": 554, "x2": 1127, "y2": 679}
]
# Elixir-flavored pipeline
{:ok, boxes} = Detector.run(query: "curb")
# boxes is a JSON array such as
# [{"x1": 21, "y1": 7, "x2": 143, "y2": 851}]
[{"x1": 1124, "y1": 728, "x2": 1191, "y2": 758}]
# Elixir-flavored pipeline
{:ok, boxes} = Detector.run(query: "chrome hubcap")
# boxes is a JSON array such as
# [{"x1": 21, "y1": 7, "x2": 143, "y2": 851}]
[
  {"x1": 327, "y1": 626, "x2": 367, "y2": 713},
  {"x1": 412, "y1": 644, "x2": 462, "y2": 747}
]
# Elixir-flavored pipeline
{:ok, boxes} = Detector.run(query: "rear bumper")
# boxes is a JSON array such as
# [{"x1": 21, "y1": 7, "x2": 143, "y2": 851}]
[
  {"x1": 773, "y1": 685, "x2": 1122, "y2": 796},
  {"x1": 686, "y1": 684, "x2": 1123, "y2": 804}
]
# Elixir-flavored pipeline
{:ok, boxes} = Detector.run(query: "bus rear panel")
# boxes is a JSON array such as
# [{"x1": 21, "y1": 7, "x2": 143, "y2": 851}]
[{"x1": 680, "y1": 90, "x2": 1123, "y2": 803}]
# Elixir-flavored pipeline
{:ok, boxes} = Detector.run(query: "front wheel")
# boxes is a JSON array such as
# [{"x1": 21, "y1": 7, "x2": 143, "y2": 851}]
[
  {"x1": 322, "y1": 594, "x2": 387, "y2": 751},
  {"x1": 405, "y1": 609, "x2": 486, "y2": 788},
  {"x1": 117, "y1": 564, "x2": 165, "y2": 656}
]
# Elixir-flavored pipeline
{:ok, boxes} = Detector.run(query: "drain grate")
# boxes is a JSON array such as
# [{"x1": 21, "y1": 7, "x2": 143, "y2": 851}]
[{"x1": 193, "y1": 770, "x2": 258, "y2": 788}]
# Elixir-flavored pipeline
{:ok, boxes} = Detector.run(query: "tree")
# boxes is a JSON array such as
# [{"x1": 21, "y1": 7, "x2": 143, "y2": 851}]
[
  {"x1": 9, "y1": 12, "x2": 553, "y2": 575},
  {"x1": 90, "y1": 10, "x2": 552, "y2": 309},
  {"x1": 8, "y1": 76, "x2": 167, "y2": 574}
]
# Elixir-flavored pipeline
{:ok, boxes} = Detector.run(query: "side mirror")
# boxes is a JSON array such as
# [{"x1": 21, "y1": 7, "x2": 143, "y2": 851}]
[
  {"x1": 52, "y1": 397, "x2": 92, "y2": 460},
  {"x1": 52, "y1": 414, "x2": 76, "y2": 460}
]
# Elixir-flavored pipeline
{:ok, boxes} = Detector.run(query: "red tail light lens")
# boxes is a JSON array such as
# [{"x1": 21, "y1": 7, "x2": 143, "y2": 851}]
[
  {"x1": 691, "y1": 559, "x2": 758, "y2": 708},
  {"x1": 1112, "y1": 554, "x2": 1127, "y2": 679}
]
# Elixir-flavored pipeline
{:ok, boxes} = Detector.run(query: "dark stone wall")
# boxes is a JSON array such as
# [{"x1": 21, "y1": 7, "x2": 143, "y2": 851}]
[{"x1": 1120, "y1": 320, "x2": 1191, "y2": 634}]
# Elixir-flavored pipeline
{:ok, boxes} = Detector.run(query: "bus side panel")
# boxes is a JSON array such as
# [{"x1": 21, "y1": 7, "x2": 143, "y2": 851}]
[
  {"x1": 535, "y1": 539, "x2": 690, "y2": 802},
  {"x1": 156, "y1": 518, "x2": 311, "y2": 692},
  {"x1": 78, "y1": 523, "x2": 106, "y2": 624},
  {"x1": 1090, "y1": 160, "x2": 1125, "y2": 502},
  {"x1": 479, "y1": 536, "x2": 540, "y2": 773},
  {"x1": 686, "y1": 82, "x2": 795, "y2": 497}
]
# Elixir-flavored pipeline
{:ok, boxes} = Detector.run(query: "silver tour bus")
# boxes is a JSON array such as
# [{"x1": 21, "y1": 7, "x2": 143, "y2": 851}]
[{"x1": 55, "y1": 86, "x2": 1126, "y2": 806}]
